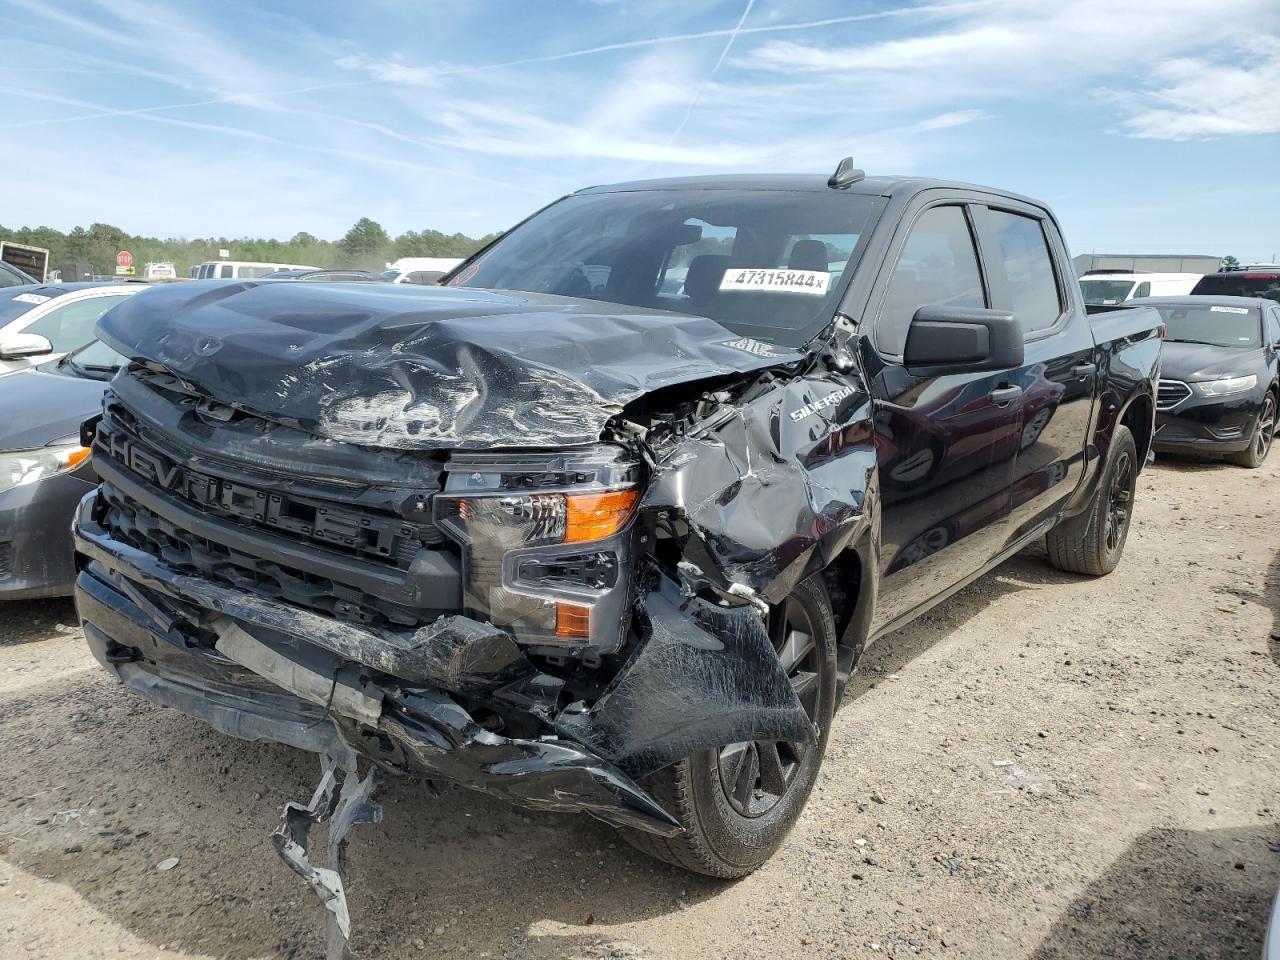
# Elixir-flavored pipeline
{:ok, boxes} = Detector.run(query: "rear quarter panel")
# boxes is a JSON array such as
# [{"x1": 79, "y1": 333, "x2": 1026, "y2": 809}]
[{"x1": 1088, "y1": 306, "x2": 1162, "y2": 463}]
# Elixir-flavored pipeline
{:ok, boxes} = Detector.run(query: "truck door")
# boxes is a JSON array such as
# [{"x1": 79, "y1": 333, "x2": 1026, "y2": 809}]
[
  {"x1": 973, "y1": 206, "x2": 1097, "y2": 543},
  {"x1": 866, "y1": 200, "x2": 1023, "y2": 631}
]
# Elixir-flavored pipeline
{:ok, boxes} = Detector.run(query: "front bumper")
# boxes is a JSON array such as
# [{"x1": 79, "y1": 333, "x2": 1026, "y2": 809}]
[
  {"x1": 1153, "y1": 396, "x2": 1260, "y2": 454},
  {"x1": 73, "y1": 492, "x2": 813, "y2": 836},
  {"x1": 0, "y1": 471, "x2": 95, "y2": 599}
]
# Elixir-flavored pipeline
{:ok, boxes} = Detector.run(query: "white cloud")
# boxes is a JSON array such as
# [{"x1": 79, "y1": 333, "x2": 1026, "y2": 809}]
[
  {"x1": 1106, "y1": 36, "x2": 1280, "y2": 139},
  {"x1": 735, "y1": 0, "x2": 1280, "y2": 139},
  {"x1": 914, "y1": 109, "x2": 991, "y2": 131}
]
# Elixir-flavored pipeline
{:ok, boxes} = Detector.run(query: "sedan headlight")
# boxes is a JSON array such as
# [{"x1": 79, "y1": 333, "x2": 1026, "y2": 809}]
[
  {"x1": 436, "y1": 446, "x2": 643, "y2": 653},
  {"x1": 1191, "y1": 374, "x2": 1257, "y2": 397},
  {"x1": 0, "y1": 440, "x2": 91, "y2": 495}
]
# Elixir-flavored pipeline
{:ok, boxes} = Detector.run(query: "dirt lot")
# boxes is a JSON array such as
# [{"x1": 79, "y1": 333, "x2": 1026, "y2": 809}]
[{"x1": 1, "y1": 454, "x2": 1278, "y2": 960}]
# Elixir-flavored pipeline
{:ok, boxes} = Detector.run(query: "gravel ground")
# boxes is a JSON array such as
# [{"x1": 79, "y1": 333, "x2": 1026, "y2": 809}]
[{"x1": 1, "y1": 454, "x2": 1278, "y2": 960}]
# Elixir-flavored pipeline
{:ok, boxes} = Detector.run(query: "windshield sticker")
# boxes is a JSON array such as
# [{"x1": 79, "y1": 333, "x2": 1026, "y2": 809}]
[
  {"x1": 11, "y1": 293, "x2": 51, "y2": 305},
  {"x1": 1210, "y1": 305, "x2": 1250, "y2": 314},
  {"x1": 720, "y1": 268, "x2": 830, "y2": 296}
]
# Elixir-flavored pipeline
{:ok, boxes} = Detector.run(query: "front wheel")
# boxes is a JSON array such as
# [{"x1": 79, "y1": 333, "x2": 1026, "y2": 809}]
[
  {"x1": 621, "y1": 576, "x2": 838, "y2": 878},
  {"x1": 1226, "y1": 391, "x2": 1276, "y2": 468},
  {"x1": 1045, "y1": 424, "x2": 1138, "y2": 576}
]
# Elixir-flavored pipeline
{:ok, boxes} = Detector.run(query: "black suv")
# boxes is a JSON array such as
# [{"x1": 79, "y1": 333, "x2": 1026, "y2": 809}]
[{"x1": 1191, "y1": 267, "x2": 1280, "y2": 303}]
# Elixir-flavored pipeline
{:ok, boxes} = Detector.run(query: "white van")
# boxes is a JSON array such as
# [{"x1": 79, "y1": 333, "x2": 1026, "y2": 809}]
[
  {"x1": 192, "y1": 261, "x2": 320, "y2": 280},
  {"x1": 1078, "y1": 271, "x2": 1201, "y2": 307},
  {"x1": 378, "y1": 257, "x2": 464, "y2": 285}
]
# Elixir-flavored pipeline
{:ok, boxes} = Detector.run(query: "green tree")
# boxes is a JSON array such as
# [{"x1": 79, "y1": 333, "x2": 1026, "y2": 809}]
[
  {"x1": 1221, "y1": 255, "x2": 1239, "y2": 270},
  {"x1": 1, "y1": 219, "x2": 490, "y2": 279},
  {"x1": 339, "y1": 217, "x2": 391, "y2": 269}
]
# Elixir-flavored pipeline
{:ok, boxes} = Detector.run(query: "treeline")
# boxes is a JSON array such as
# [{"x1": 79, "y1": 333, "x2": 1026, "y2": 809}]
[{"x1": 0, "y1": 217, "x2": 498, "y2": 277}]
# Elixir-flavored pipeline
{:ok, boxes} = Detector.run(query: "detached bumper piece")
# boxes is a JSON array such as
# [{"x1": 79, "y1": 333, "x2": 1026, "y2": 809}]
[{"x1": 274, "y1": 759, "x2": 382, "y2": 960}]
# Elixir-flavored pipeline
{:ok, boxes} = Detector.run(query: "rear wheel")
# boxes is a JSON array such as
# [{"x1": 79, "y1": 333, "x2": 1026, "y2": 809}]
[
  {"x1": 621, "y1": 575, "x2": 838, "y2": 877},
  {"x1": 1226, "y1": 391, "x2": 1276, "y2": 468},
  {"x1": 1046, "y1": 425, "x2": 1138, "y2": 576}
]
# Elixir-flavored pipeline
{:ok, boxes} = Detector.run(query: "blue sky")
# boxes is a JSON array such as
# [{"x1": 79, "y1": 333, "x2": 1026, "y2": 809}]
[{"x1": 2, "y1": 0, "x2": 1278, "y2": 260}]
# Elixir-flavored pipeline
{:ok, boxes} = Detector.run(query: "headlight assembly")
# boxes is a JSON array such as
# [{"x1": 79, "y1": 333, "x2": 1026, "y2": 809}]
[
  {"x1": 1191, "y1": 374, "x2": 1257, "y2": 397},
  {"x1": 0, "y1": 440, "x2": 91, "y2": 495},
  {"x1": 436, "y1": 446, "x2": 643, "y2": 653}
]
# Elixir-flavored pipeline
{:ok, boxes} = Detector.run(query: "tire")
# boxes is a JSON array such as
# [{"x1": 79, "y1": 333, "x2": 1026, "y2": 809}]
[
  {"x1": 621, "y1": 575, "x2": 838, "y2": 878},
  {"x1": 1226, "y1": 391, "x2": 1276, "y2": 468},
  {"x1": 1045, "y1": 424, "x2": 1138, "y2": 576}
]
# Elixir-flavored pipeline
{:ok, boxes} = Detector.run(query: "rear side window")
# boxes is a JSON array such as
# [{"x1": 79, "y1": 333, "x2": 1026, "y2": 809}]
[
  {"x1": 1192, "y1": 273, "x2": 1280, "y2": 304},
  {"x1": 986, "y1": 210, "x2": 1062, "y2": 332},
  {"x1": 0, "y1": 263, "x2": 28, "y2": 288},
  {"x1": 876, "y1": 205, "x2": 985, "y2": 356}
]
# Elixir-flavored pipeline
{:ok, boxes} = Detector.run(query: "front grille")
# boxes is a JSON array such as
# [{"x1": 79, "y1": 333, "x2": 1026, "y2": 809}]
[
  {"x1": 100, "y1": 488, "x2": 420, "y2": 626},
  {"x1": 1157, "y1": 379, "x2": 1192, "y2": 410},
  {"x1": 92, "y1": 384, "x2": 461, "y2": 628},
  {"x1": 96, "y1": 415, "x2": 442, "y2": 570}
]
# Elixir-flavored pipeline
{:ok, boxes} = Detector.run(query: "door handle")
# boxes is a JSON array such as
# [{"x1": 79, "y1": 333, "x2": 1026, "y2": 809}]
[
  {"x1": 989, "y1": 385, "x2": 1023, "y2": 406},
  {"x1": 1072, "y1": 362, "x2": 1098, "y2": 377}
]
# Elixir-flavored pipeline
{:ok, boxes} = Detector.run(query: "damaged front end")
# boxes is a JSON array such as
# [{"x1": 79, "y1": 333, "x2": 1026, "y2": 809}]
[{"x1": 75, "y1": 278, "x2": 877, "y2": 950}]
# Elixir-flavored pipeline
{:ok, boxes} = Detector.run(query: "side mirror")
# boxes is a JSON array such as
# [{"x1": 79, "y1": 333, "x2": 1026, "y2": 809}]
[
  {"x1": 0, "y1": 333, "x2": 54, "y2": 360},
  {"x1": 903, "y1": 305, "x2": 1024, "y2": 377}
]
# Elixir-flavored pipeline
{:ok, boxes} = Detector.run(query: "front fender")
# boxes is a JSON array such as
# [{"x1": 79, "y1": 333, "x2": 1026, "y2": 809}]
[{"x1": 641, "y1": 369, "x2": 879, "y2": 608}]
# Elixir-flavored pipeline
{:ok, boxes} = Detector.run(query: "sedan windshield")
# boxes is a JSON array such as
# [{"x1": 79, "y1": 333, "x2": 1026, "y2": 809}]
[
  {"x1": 449, "y1": 189, "x2": 884, "y2": 346},
  {"x1": 65, "y1": 338, "x2": 124, "y2": 373},
  {"x1": 1079, "y1": 279, "x2": 1135, "y2": 305},
  {"x1": 1154, "y1": 304, "x2": 1261, "y2": 348}
]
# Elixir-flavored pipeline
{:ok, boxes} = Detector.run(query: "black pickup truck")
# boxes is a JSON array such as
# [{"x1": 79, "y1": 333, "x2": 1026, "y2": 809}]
[{"x1": 74, "y1": 165, "x2": 1160, "y2": 916}]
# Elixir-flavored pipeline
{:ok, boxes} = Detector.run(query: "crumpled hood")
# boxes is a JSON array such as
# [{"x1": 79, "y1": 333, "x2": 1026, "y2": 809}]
[
  {"x1": 96, "y1": 280, "x2": 804, "y2": 449},
  {"x1": 1160, "y1": 340, "x2": 1263, "y2": 383}
]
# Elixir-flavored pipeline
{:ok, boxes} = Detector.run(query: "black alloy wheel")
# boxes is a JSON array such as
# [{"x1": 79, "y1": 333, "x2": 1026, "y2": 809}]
[
  {"x1": 1103, "y1": 447, "x2": 1135, "y2": 554},
  {"x1": 715, "y1": 597, "x2": 821, "y2": 817},
  {"x1": 1254, "y1": 393, "x2": 1276, "y2": 463}
]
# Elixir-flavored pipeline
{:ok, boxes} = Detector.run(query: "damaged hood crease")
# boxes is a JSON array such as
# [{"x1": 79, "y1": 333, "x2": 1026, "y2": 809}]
[{"x1": 95, "y1": 281, "x2": 805, "y2": 450}]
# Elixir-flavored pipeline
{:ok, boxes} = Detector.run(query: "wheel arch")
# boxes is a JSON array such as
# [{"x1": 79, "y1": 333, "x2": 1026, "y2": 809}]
[{"x1": 1119, "y1": 392, "x2": 1154, "y2": 467}]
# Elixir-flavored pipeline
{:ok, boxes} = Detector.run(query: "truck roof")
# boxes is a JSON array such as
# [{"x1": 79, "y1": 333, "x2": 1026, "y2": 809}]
[{"x1": 578, "y1": 173, "x2": 1049, "y2": 209}]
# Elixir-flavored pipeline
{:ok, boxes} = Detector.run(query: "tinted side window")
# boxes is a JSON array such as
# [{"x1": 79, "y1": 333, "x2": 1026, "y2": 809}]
[
  {"x1": 0, "y1": 264, "x2": 27, "y2": 288},
  {"x1": 1268, "y1": 307, "x2": 1280, "y2": 345},
  {"x1": 1133, "y1": 281, "x2": 1151, "y2": 298},
  {"x1": 23, "y1": 296, "x2": 122, "y2": 352},
  {"x1": 986, "y1": 210, "x2": 1061, "y2": 332},
  {"x1": 877, "y1": 205, "x2": 985, "y2": 355}
]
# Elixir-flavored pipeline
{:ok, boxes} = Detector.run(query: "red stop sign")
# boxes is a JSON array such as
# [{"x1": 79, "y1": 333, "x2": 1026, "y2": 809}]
[{"x1": 116, "y1": 250, "x2": 133, "y2": 268}]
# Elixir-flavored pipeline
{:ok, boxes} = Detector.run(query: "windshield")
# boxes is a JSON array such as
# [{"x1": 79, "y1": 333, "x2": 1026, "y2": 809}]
[
  {"x1": 1191, "y1": 273, "x2": 1280, "y2": 304},
  {"x1": 1079, "y1": 279, "x2": 1135, "y2": 305},
  {"x1": 63, "y1": 338, "x2": 125, "y2": 375},
  {"x1": 1155, "y1": 303, "x2": 1261, "y2": 348},
  {"x1": 449, "y1": 189, "x2": 884, "y2": 346}
]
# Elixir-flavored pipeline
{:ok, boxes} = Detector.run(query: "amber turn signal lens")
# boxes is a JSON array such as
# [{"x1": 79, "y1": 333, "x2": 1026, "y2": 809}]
[
  {"x1": 555, "y1": 601, "x2": 592, "y2": 639},
  {"x1": 563, "y1": 489, "x2": 639, "y2": 543},
  {"x1": 65, "y1": 447, "x2": 92, "y2": 469}
]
